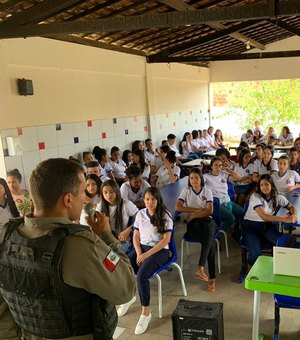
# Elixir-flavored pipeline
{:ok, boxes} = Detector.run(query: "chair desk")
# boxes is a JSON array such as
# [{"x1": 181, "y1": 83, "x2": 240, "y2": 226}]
[{"x1": 245, "y1": 256, "x2": 300, "y2": 340}]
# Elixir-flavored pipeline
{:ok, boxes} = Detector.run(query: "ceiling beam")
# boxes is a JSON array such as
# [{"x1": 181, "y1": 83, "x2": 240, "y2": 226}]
[
  {"x1": 0, "y1": 0, "x2": 22, "y2": 12},
  {"x1": 147, "y1": 50, "x2": 300, "y2": 63},
  {"x1": 0, "y1": 0, "x2": 299, "y2": 39},
  {"x1": 268, "y1": 19, "x2": 300, "y2": 36},
  {"x1": 0, "y1": 0, "x2": 83, "y2": 26},
  {"x1": 157, "y1": 0, "x2": 265, "y2": 50},
  {"x1": 148, "y1": 20, "x2": 262, "y2": 59}
]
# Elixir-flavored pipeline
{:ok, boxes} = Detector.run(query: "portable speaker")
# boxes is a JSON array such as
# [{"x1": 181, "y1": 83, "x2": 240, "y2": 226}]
[
  {"x1": 17, "y1": 78, "x2": 34, "y2": 96},
  {"x1": 172, "y1": 299, "x2": 224, "y2": 340}
]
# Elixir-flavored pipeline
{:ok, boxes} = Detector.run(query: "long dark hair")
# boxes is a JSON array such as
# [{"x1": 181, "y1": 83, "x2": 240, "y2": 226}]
[
  {"x1": 256, "y1": 174, "x2": 278, "y2": 211},
  {"x1": 188, "y1": 168, "x2": 204, "y2": 188},
  {"x1": 122, "y1": 150, "x2": 132, "y2": 167},
  {"x1": 239, "y1": 148, "x2": 251, "y2": 167},
  {"x1": 262, "y1": 145, "x2": 274, "y2": 171},
  {"x1": 179, "y1": 132, "x2": 191, "y2": 154},
  {"x1": 0, "y1": 178, "x2": 20, "y2": 217},
  {"x1": 133, "y1": 149, "x2": 147, "y2": 173},
  {"x1": 214, "y1": 129, "x2": 223, "y2": 141},
  {"x1": 85, "y1": 174, "x2": 101, "y2": 198},
  {"x1": 144, "y1": 187, "x2": 171, "y2": 235},
  {"x1": 100, "y1": 180, "x2": 124, "y2": 235}
]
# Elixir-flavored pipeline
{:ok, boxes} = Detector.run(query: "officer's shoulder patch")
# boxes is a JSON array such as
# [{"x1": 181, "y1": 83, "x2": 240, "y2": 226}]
[{"x1": 103, "y1": 250, "x2": 120, "y2": 272}]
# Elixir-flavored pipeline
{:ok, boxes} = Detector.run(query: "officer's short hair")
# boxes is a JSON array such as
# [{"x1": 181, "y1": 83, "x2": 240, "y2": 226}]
[{"x1": 30, "y1": 158, "x2": 84, "y2": 210}]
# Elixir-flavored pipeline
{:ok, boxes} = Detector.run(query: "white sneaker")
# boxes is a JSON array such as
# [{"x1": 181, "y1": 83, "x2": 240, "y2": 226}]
[
  {"x1": 134, "y1": 313, "x2": 152, "y2": 335},
  {"x1": 117, "y1": 296, "x2": 136, "y2": 317}
]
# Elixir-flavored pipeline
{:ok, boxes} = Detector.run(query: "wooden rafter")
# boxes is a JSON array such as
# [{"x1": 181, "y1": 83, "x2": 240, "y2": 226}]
[{"x1": 268, "y1": 19, "x2": 300, "y2": 36}]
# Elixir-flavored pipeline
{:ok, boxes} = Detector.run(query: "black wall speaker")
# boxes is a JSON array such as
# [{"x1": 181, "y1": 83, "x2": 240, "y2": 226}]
[{"x1": 18, "y1": 78, "x2": 34, "y2": 96}]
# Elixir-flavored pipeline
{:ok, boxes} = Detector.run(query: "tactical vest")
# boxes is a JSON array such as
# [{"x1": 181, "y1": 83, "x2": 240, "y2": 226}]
[{"x1": 0, "y1": 218, "x2": 117, "y2": 340}]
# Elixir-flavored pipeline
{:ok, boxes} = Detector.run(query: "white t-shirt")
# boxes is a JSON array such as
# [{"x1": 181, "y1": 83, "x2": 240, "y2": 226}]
[
  {"x1": 234, "y1": 163, "x2": 254, "y2": 186},
  {"x1": 134, "y1": 208, "x2": 173, "y2": 249},
  {"x1": 99, "y1": 162, "x2": 113, "y2": 177},
  {"x1": 0, "y1": 203, "x2": 14, "y2": 230},
  {"x1": 244, "y1": 193, "x2": 289, "y2": 222},
  {"x1": 241, "y1": 133, "x2": 252, "y2": 144},
  {"x1": 152, "y1": 156, "x2": 164, "y2": 170},
  {"x1": 203, "y1": 171, "x2": 230, "y2": 203},
  {"x1": 253, "y1": 159, "x2": 278, "y2": 175},
  {"x1": 181, "y1": 141, "x2": 193, "y2": 156},
  {"x1": 120, "y1": 180, "x2": 151, "y2": 203},
  {"x1": 169, "y1": 144, "x2": 181, "y2": 158},
  {"x1": 141, "y1": 165, "x2": 151, "y2": 181},
  {"x1": 155, "y1": 165, "x2": 181, "y2": 189},
  {"x1": 272, "y1": 170, "x2": 300, "y2": 194},
  {"x1": 96, "y1": 200, "x2": 138, "y2": 233},
  {"x1": 278, "y1": 133, "x2": 293, "y2": 145},
  {"x1": 109, "y1": 158, "x2": 126, "y2": 178},
  {"x1": 144, "y1": 150, "x2": 157, "y2": 164},
  {"x1": 190, "y1": 139, "x2": 200, "y2": 150},
  {"x1": 178, "y1": 186, "x2": 213, "y2": 209}
]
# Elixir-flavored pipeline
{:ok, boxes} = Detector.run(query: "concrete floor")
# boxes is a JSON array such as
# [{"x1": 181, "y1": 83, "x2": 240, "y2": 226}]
[{"x1": 115, "y1": 220, "x2": 300, "y2": 339}]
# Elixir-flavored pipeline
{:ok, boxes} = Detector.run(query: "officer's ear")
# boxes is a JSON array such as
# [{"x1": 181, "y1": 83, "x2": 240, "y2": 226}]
[{"x1": 63, "y1": 193, "x2": 73, "y2": 208}]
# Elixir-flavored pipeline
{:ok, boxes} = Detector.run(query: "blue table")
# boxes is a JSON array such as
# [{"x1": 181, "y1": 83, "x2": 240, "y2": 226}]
[
  {"x1": 277, "y1": 190, "x2": 300, "y2": 227},
  {"x1": 159, "y1": 176, "x2": 188, "y2": 216}
]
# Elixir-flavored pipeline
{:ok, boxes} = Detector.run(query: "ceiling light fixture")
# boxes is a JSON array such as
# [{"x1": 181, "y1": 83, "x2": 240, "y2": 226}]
[{"x1": 246, "y1": 41, "x2": 251, "y2": 50}]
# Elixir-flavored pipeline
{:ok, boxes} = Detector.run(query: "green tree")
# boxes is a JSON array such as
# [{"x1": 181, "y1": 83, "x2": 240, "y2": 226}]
[{"x1": 220, "y1": 79, "x2": 300, "y2": 130}]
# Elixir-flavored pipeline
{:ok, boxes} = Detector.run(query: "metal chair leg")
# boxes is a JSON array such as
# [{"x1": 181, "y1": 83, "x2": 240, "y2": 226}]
[
  {"x1": 215, "y1": 239, "x2": 221, "y2": 274},
  {"x1": 155, "y1": 274, "x2": 162, "y2": 318},
  {"x1": 180, "y1": 238, "x2": 185, "y2": 270},
  {"x1": 171, "y1": 262, "x2": 188, "y2": 297}
]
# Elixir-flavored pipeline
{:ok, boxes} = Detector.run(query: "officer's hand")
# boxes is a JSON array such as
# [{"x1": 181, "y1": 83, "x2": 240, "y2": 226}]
[{"x1": 86, "y1": 211, "x2": 110, "y2": 235}]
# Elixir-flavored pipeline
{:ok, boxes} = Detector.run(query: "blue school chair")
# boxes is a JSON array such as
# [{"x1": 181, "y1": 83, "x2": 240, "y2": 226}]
[
  {"x1": 150, "y1": 229, "x2": 187, "y2": 318},
  {"x1": 273, "y1": 234, "x2": 300, "y2": 340},
  {"x1": 227, "y1": 181, "x2": 235, "y2": 202},
  {"x1": 180, "y1": 197, "x2": 229, "y2": 275}
]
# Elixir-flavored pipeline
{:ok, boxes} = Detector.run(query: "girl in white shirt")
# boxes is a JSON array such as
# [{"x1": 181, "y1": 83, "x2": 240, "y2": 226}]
[
  {"x1": 133, "y1": 149, "x2": 151, "y2": 182},
  {"x1": 176, "y1": 168, "x2": 216, "y2": 293},
  {"x1": 277, "y1": 126, "x2": 293, "y2": 146},
  {"x1": 119, "y1": 187, "x2": 173, "y2": 335},
  {"x1": 242, "y1": 174, "x2": 297, "y2": 266},
  {"x1": 96, "y1": 180, "x2": 138, "y2": 252},
  {"x1": 179, "y1": 132, "x2": 201, "y2": 159},
  {"x1": 253, "y1": 145, "x2": 278, "y2": 182},
  {"x1": 109, "y1": 146, "x2": 127, "y2": 185},
  {"x1": 151, "y1": 151, "x2": 180, "y2": 188},
  {"x1": 272, "y1": 155, "x2": 300, "y2": 194},
  {"x1": 0, "y1": 178, "x2": 19, "y2": 230}
]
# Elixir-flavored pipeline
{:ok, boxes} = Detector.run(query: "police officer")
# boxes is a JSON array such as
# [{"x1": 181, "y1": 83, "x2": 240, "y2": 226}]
[{"x1": 0, "y1": 158, "x2": 136, "y2": 340}]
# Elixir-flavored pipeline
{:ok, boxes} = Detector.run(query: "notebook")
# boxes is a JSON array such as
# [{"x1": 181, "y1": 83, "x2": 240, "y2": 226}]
[{"x1": 273, "y1": 246, "x2": 300, "y2": 277}]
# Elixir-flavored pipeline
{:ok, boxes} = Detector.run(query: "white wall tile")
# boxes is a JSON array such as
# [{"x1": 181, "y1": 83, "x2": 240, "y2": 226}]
[
  {"x1": 21, "y1": 150, "x2": 41, "y2": 178},
  {"x1": 58, "y1": 144, "x2": 75, "y2": 158},
  {"x1": 102, "y1": 137, "x2": 115, "y2": 150},
  {"x1": 89, "y1": 139, "x2": 102, "y2": 151},
  {"x1": 88, "y1": 120, "x2": 102, "y2": 141},
  {"x1": 74, "y1": 141, "x2": 91, "y2": 156},
  {"x1": 57, "y1": 123, "x2": 74, "y2": 146},
  {"x1": 37, "y1": 125, "x2": 58, "y2": 149},
  {"x1": 20, "y1": 127, "x2": 38, "y2": 152},
  {"x1": 40, "y1": 147, "x2": 59, "y2": 161},
  {"x1": 101, "y1": 119, "x2": 114, "y2": 138},
  {"x1": 115, "y1": 135, "x2": 126, "y2": 151},
  {"x1": 113, "y1": 117, "x2": 125, "y2": 137},
  {"x1": 5, "y1": 156, "x2": 24, "y2": 178},
  {"x1": 73, "y1": 121, "x2": 89, "y2": 143}
]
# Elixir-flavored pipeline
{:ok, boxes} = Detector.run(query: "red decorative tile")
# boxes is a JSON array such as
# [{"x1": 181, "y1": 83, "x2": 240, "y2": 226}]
[
  {"x1": 38, "y1": 142, "x2": 45, "y2": 150},
  {"x1": 17, "y1": 127, "x2": 23, "y2": 135},
  {"x1": 144, "y1": 126, "x2": 148, "y2": 132},
  {"x1": 102, "y1": 132, "x2": 106, "y2": 139},
  {"x1": 87, "y1": 120, "x2": 92, "y2": 127}
]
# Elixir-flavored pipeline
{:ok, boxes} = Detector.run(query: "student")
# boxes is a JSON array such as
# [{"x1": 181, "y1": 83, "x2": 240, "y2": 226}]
[
  {"x1": 120, "y1": 166, "x2": 150, "y2": 208},
  {"x1": 150, "y1": 144, "x2": 170, "y2": 174},
  {"x1": 290, "y1": 147, "x2": 300, "y2": 174},
  {"x1": 253, "y1": 120, "x2": 262, "y2": 133},
  {"x1": 294, "y1": 137, "x2": 300, "y2": 161},
  {"x1": 251, "y1": 143, "x2": 264, "y2": 167},
  {"x1": 6, "y1": 169, "x2": 33, "y2": 216},
  {"x1": 133, "y1": 149, "x2": 151, "y2": 181},
  {"x1": 203, "y1": 157, "x2": 243, "y2": 233},
  {"x1": 191, "y1": 130, "x2": 207, "y2": 153},
  {"x1": 253, "y1": 145, "x2": 278, "y2": 182},
  {"x1": 277, "y1": 126, "x2": 293, "y2": 146},
  {"x1": 85, "y1": 161, "x2": 110, "y2": 182},
  {"x1": 132, "y1": 140, "x2": 144, "y2": 153},
  {"x1": 122, "y1": 149, "x2": 134, "y2": 167},
  {"x1": 253, "y1": 130, "x2": 265, "y2": 144},
  {"x1": 93, "y1": 147, "x2": 115, "y2": 180},
  {"x1": 216, "y1": 148, "x2": 235, "y2": 170},
  {"x1": 242, "y1": 174, "x2": 297, "y2": 266},
  {"x1": 175, "y1": 168, "x2": 216, "y2": 292},
  {"x1": 179, "y1": 132, "x2": 201, "y2": 159},
  {"x1": 144, "y1": 139, "x2": 157, "y2": 164},
  {"x1": 109, "y1": 146, "x2": 127, "y2": 184},
  {"x1": 167, "y1": 133, "x2": 194, "y2": 163},
  {"x1": 85, "y1": 174, "x2": 102, "y2": 204},
  {"x1": 118, "y1": 187, "x2": 173, "y2": 335},
  {"x1": 263, "y1": 127, "x2": 277, "y2": 143},
  {"x1": 214, "y1": 129, "x2": 225, "y2": 148},
  {"x1": 240, "y1": 129, "x2": 253, "y2": 144},
  {"x1": 82, "y1": 151, "x2": 94, "y2": 173},
  {"x1": 96, "y1": 180, "x2": 138, "y2": 253},
  {"x1": 234, "y1": 149, "x2": 254, "y2": 206},
  {"x1": 151, "y1": 150, "x2": 180, "y2": 188},
  {"x1": 0, "y1": 178, "x2": 19, "y2": 230},
  {"x1": 272, "y1": 155, "x2": 300, "y2": 194},
  {"x1": 207, "y1": 126, "x2": 220, "y2": 149}
]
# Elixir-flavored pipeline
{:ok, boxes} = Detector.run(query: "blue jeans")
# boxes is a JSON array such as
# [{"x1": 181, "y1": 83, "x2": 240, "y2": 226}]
[
  {"x1": 220, "y1": 202, "x2": 243, "y2": 231},
  {"x1": 242, "y1": 220, "x2": 281, "y2": 265},
  {"x1": 128, "y1": 245, "x2": 169, "y2": 307}
]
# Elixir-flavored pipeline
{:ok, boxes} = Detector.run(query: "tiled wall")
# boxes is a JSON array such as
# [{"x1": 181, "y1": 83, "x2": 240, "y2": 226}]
[{"x1": 0, "y1": 109, "x2": 208, "y2": 188}]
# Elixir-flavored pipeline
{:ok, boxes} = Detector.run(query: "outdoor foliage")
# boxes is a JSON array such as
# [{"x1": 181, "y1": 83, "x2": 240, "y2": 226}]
[{"x1": 216, "y1": 79, "x2": 300, "y2": 130}]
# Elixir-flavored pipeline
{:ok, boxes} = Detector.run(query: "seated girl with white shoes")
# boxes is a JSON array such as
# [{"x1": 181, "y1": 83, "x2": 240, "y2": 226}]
[{"x1": 117, "y1": 187, "x2": 173, "y2": 335}]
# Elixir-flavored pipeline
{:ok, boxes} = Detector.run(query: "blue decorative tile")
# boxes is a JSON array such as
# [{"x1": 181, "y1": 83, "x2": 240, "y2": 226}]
[
  {"x1": 125, "y1": 129, "x2": 128, "y2": 135},
  {"x1": 3, "y1": 148, "x2": 8, "y2": 157},
  {"x1": 56, "y1": 123, "x2": 61, "y2": 131},
  {"x1": 74, "y1": 137, "x2": 79, "y2": 144}
]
